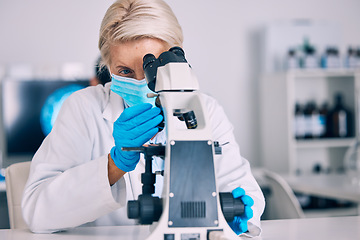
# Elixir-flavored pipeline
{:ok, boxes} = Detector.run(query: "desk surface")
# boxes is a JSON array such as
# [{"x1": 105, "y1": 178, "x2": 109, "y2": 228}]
[
  {"x1": 282, "y1": 173, "x2": 360, "y2": 202},
  {"x1": 0, "y1": 216, "x2": 359, "y2": 240}
]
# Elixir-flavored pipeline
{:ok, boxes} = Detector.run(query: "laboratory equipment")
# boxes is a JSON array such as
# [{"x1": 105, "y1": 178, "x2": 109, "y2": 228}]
[
  {"x1": 0, "y1": 79, "x2": 89, "y2": 168},
  {"x1": 286, "y1": 48, "x2": 300, "y2": 70},
  {"x1": 343, "y1": 89, "x2": 360, "y2": 186},
  {"x1": 318, "y1": 103, "x2": 329, "y2": 138},
  {"x1": 302, "y1": 101, "x2": 323, "y2": 139},
  {"x1": 343, "y1": 140, "x2": 360, "y2": 186},
  {"x1": 294, "y1": 103, "x2": 306, "y2": 139},
  {"x1": 124, "y1": 47, "x2": 245, "y2": 239},
  {"x1": 40, "y1": 84, "x2": 85, "y2": 136},
  {"x1": 301, "y1": 39, "x2": 319, "y2": 69},
  {"x1": 328, "y1": 93, "x2": 352, "y2": 138},
  {"x1": 321, "y1": 47, "x2": 341, "y2": 69},
  {"x1": 345, "y1": 47, "x2": 357, "y2": 68}
]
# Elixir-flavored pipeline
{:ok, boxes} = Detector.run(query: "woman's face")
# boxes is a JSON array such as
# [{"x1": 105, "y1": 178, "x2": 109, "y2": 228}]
[{"x1": 109, "y1": 38, "x2": 169, "y2": 80}]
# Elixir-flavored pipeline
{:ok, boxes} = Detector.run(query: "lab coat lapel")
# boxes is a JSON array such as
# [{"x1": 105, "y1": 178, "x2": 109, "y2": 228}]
[
  {"x1": 102, "y1": 84, "x2": 145, "y2": 199},
  {"x1": 103, "y1": 85, "x2": 125, "y2": 123}
]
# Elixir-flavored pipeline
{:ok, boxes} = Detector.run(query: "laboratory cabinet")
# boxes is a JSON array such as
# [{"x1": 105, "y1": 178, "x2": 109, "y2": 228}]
[{"x1": 260, "y1": 69, "x2": 360, "y2": 175}]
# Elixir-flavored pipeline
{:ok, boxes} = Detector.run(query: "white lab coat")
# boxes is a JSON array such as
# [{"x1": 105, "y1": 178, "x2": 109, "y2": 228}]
[{"x1": 22, "y1": 82, "x2": 265, "y2": 236}]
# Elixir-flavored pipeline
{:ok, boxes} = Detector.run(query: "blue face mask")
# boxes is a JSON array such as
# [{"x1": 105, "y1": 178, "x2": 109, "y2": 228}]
[{"x1": 110, "y1": 74, "x2": 156, "y2": 107}]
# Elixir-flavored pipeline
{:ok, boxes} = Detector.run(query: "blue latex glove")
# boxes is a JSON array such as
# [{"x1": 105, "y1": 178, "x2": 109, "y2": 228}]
[
  {"x1": 228, "y1": 187, "x2": 254, "y2": 235},
  {"x1": 111, "y1": 103, "x2": 163, "y2": 172}
]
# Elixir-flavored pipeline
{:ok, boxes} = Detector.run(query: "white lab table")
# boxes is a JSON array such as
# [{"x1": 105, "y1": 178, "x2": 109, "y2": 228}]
[
  {"x1": 260, "y1": 216, "x2": 360, "y2": 240},
  {"x1": 0, "y1": 216, "x2": 359, "y2": 240},
  {"x1": 281, "y1": 173, "x2": 360, "y2": 203}
]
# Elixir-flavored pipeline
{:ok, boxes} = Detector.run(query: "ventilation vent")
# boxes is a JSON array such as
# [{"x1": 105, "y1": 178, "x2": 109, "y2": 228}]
[{"x1": 181, "y1": 201, "x2": 206, "y2": 218}]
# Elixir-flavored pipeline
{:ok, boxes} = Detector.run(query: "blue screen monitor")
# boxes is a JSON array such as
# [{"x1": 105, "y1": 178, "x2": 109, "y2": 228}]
[{"x1": 1, "y1": 79, "x2": 89, "y2": 167}]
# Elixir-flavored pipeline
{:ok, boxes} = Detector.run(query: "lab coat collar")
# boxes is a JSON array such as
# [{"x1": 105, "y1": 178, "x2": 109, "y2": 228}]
[{"x1": 102, "y1": 82, "x2": 125, "y2": 123}]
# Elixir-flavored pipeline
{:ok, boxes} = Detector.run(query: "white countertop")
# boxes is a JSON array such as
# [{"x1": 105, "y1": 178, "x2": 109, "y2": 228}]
[
  {"x1": 0, "y1": 216, "x2": 359, "y2": 240},
  {"x1": 281, "y1": 173, "x2": 360, "y2": 203}
]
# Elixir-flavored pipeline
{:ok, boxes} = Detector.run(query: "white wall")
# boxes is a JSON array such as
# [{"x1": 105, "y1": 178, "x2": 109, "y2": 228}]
[{"x1": 1, "y1": 0, "x2": 360, "y2": 167}]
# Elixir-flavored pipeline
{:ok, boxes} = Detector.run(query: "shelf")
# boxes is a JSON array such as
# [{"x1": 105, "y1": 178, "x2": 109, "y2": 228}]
[
  {"x1": 295, "y1": 138, "x2": 355, "y2": 149},
  {"x1": 303, "y1": 206, "x2": 359, "y2": 218},
  {"x1": 286, "y1": 69, "x2": 359, "y2": 79},
  {"x1": 261, "y1": 70, "x2": 360, "y2": 174}
]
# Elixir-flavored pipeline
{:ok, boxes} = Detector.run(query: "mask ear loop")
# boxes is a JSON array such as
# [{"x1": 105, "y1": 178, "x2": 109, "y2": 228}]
[{"x1": 109, "y1": 71, "x2": 115, "y2": 80}]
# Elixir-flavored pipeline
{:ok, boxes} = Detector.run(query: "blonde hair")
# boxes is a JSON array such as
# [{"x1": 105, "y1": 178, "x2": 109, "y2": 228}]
[{"x1": 99, "y1": 0, "x2": 183, "y2": 66}]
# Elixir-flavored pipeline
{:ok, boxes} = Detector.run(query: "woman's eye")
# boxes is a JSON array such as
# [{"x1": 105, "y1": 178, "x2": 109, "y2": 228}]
[{"x1": 119, "y1": 69, "x2": 131, "y2": 75}]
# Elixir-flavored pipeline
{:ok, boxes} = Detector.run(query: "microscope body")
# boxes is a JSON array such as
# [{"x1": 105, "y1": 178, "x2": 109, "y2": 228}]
[{"x1": 127, "y1": 48, "x2": 242, "y2": 240}]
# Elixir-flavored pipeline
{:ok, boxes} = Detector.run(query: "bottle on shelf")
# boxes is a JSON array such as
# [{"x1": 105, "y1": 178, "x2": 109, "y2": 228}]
[
  {"x1": 309, "y1": 101, "x2": 322, "y2": 138},
  {"x1": 321, "y1": 46, "x2": 341, "y2": 69},
  {"x1": 343, "y1": 87, "x2": 360, "y2": 186},
  {"x1": 356, "y1": 48, "x2": 360, "y2": 69},
  {"x1": 294, "y1": 103, "x2": 305, "y2": 139},
  {"x1": 302, "y1": 101, "x2": 322, "y2": 139},
  {"x1": 301, "y1": 38, "x2": 319, "y2": 69},
  {"x1": 328, "y1": 93, "x2": 352, "y2": 138},
  {"x1": 303, "y1": 102, "x2": 313, "y2": 139},
  {"x1": 345, "y1": 47, "x2": 357, "y2": 69},
  {"x1": 318, "y1": 102, "x2": 329, "y2": 138},
  {"x1": 286, "y1": 48, "x2": 300, "y2": 70},
  {"x1": 343, "y1": 141, "x2": 360, "y2": 186}
]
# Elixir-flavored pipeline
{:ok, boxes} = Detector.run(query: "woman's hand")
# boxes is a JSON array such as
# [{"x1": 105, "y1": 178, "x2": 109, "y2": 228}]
[
  {"x1": 228, "y1": 187, "x2": 254, "y2": 234},
  {"x1": 110, "y1": 103, "x2": 163, "y2": 172}
]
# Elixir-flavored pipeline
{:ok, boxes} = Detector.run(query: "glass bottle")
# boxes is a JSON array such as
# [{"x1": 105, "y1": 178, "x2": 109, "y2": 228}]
[
  {"x1": 319, "y1": 103, "x2": 329, "y2": 138},
  {"x1": 321, "y1": 47, "x2": 341, "y2": 69},
  {"x1": 286, "y1": 48, "x2": 300, "y2": 70},
  {"x1": 345, "y1": 47, "x2": 357, "y2": 68},
  {"x1": 303, "y1": 102, "x2": 313, "y2": 139},
  {"x1": 294, "y1": 103, "x2": 305, "y2": 139},
  {"x1": 302, "y1": 38, "x2": 318, "y2": 69},
  {"x1": 329, "y1": 94, "x2": 351, "y2": 138},
  {"x1": 343, "y1": 141, "x2": 360, "y2": 186},
  {"x1": 310, "y1": 101, "x2": 321, "y2": 138},
  {"x1": 344, "y1": 90, "x2": 360, "y2": 186}
]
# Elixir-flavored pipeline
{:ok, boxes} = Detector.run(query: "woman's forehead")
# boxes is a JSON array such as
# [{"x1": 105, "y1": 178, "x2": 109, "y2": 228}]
[{"x1": 109, "y1": 38, "x2": 169, "y2": 67}]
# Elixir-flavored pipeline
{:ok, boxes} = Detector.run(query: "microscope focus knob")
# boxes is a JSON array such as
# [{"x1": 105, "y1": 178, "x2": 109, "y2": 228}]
[
  {"x1": 127, "y1": 194, "x2": 163, "y2": 225},
  {"x1": 219, "y1": 192, "x2": 245, "y2": 222},
  {"x1": 127, "y1": 200, "x2": 140, "y2": 219}
]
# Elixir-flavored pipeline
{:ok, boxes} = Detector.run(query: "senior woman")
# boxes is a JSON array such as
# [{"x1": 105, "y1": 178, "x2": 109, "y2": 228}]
[{"x1": 22, "y1": 0, "x2": 265, "y2": 237}]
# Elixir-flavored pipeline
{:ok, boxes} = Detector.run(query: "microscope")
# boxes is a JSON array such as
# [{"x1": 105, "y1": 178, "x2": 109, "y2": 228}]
[{"x1": 124, "y1": 47, "x2": 244, "y2": 240}]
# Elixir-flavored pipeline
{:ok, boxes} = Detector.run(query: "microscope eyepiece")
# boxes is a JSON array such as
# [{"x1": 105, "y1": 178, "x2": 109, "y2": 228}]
[
  {"x1": 143, "y1": 47, "x2": 189, "y2": 92},
  {"x1": 169, "y1": 46, "x2": 185, "y2": 57},
  {"x1": 143, "y1": 53, "x2": 156, "y2": 69},
  {"x1": 143, "y1": 53, "x2": 158, "y2": 92}
]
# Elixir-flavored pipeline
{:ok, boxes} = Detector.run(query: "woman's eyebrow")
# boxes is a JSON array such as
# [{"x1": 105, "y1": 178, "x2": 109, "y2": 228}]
[{"x1": 115, "y1": 65, "x2": 133, "y2": 70}]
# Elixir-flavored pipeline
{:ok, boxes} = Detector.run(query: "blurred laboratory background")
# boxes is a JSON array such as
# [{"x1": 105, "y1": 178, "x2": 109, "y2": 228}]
[{"x1": 1, "y1": 0, "x2": 360, "y2": 229}]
